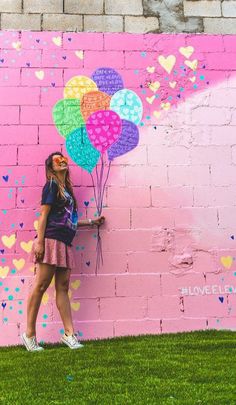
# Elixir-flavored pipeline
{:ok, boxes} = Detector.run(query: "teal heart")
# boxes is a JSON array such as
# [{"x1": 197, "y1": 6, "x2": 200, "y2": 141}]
[
  {"x1": 66, "y1": 127, "x2": 100, "y2": 173},
  {"x1": 52, "y1": 98, "x2": 84, "y2": 138}
]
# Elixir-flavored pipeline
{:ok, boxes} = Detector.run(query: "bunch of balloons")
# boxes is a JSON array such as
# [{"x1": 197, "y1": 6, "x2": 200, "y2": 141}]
[{"x1": 52, "y1": 67, "x2": 143, "y2": 271}]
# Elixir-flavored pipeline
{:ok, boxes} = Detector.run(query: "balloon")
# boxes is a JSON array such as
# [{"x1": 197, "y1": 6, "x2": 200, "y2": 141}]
[
  {"x1": 91, "y1": 67, "x2": 124, "y2": 96},
  {"x1": 110, "y1": 89, "x2": 143, "y2": 125},
  {"x1": 86, "y1": 110, "x2": 122, "y2": 154},
  {"x1": 52, "y1": 98, "x2": 84, "y2": 138},
  {"x1": 107, "y1": 119, "x2": 139, "y2": 161},
  {"x1": 64, "y1": 75, "x2": 98, "y2": 100},
  {"x1": 65, "y1": 127, "x2": 100, "y2": 174},
  {"x1": 81, "y1": 91, "x2": 111, "y2": 122}
]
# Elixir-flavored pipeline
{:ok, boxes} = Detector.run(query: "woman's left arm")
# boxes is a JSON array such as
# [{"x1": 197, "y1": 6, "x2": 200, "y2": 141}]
[{"x1": 77, "y1": 216, "x2": 105, "y2": 228}]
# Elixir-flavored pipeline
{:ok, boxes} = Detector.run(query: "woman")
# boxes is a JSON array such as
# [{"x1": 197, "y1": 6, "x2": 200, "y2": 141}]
[{"x1": 21, "y1": 151, "x2": 105, "y2": 352}]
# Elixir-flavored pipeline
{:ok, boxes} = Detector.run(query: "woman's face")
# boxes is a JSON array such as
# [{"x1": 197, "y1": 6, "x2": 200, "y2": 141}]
[{"x1": 52, "y1": 154, "x2": 68, "y2": 173}]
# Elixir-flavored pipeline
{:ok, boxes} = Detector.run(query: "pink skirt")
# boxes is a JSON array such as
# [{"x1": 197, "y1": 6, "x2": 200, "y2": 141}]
[{"x1": 29, "y1": 237, "x2": 76, "y2": 271}]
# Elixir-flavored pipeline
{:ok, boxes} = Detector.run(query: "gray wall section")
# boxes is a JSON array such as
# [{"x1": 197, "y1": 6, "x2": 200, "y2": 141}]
[{"x1": 0, "y1": 1, "x2": 236, "y2": 33}]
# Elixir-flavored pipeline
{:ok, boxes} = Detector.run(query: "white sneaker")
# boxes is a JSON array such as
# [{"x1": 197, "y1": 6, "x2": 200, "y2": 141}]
[
  {"x1": 61, "y1": 333, "x2": 84, "y2": 349},
  {"x1": 21, "y1": 332, "x2": 44, "y2": 352}
]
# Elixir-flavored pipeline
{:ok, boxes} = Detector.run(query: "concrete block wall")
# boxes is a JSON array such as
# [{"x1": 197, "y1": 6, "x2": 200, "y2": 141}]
[
  {"x1": 0, "y1": 1, "x2": 236, "y2": 33},
  {"x1": 0, "y1": 31, "x2": 236, "y2": 346}
]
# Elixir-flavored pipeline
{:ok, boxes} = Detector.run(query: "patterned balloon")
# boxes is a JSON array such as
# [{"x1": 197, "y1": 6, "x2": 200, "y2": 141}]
[
  {"x1": 110, "y1": 89, "x2": 143, "y2": 125},
  {"x1": 91, "y1": 67, "x2": 124, "y2": 96},
  {"x1": 64, "y1": 75, "x2": 98, "y2": 100},
  {"x1": 65, "y1": 127, "x2": 100, "y2": 173},
  {"x1": 52, "y1": 98, "x2": 84, "y2": 138},
  {"x1": 86, "y1": 110, "x2": 122, "y2": 154},
  {"x1": 107, "y1": 119, "x2": 139, "y2": 161},
  {"x1": 81, "y1": 91, "x2": 111, "y2": 122}
]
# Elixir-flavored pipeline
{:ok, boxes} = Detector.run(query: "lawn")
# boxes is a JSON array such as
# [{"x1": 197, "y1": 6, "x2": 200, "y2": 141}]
[{"x1": 0, "y1": 329, "x2": 235, "y2": 405}]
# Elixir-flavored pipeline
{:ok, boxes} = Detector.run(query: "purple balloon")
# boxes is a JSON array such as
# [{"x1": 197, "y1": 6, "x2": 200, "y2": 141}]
[
  {"x1": 107, "y1": 119, "x2": 139, "y2": 161},
  {"x1": 91, "y1": 67, "x2": 124, "y2": 96}
]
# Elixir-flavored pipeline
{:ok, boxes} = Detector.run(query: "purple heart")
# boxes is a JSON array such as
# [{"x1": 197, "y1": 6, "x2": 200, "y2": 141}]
[
  {"x1": 231, "y1": 235, "x2": 234, "y2": 240},
  {"x1": 62, "y1": 56, "x2": 67, "y2": 60},
  {"x1": 0, "y1": 59, "x2": 4, "y2": 63},
  {"x1": 0, "y1": 249, "x2": 4, "y2": 254},
  {"x1": 21, "y1": 279, "x2": 25, "y2": 284},
  {"x1": 51, "y1": 83, "x2": 56, "y2": 87},
  {"x1": 219, "y1": 296, "x2": 224, "y2": 303},
  {"x1": 84, "y1": 201, "x2": 89, "y2": 207},
  {"x1": 2, "y1": 175, "x2": 9, "y2": 182},
  {"x1": 19, "y1": 223, "x2": 24, "y2": 228},
  {"x1": 21, "y1": 199, "x2": 24, "y2": 203},
  {"x1": 2, "y1": 303, "x2": 6, "y2": 309},
  {"x1": 36, "y1": 39, "x2": 40, "y2": 43},
  {"x1": 108, "y1": 119, "x2": 139, "y2": 161},
  {"x1": 177, "y1": 94, "x2": 181, "y2": 98},
  {"x1": 26, "y1": 62, "x2": 30, "y2": 67},
  {"x1": 86, "y1": 261, "x2": 90, "y2": 266},
  {"x1": 68, "y1": 38, "x2": 72, "y2": 41}
]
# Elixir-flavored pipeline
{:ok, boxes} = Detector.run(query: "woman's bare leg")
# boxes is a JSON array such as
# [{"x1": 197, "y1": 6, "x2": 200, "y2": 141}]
[
  {"x1": 26, "y1": 263, "x2": 56, "y2": 338},
  {"x1": 55, "y1": 267, "x2": 74, "y2": 336}
]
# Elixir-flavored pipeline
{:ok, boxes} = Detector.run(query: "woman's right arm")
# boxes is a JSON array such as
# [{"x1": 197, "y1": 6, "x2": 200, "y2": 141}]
[{"x1": 34, "y1": 205, "x2": 52, "y2": 261}]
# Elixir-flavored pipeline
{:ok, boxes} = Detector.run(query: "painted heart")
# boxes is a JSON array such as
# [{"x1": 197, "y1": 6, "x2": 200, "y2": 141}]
[
  {"x1": 0, "y1": 266, "x2": 9, "y2": 279},
  {"x1": 21, "y1": 278, "x2": 25, "y2": 283},
  {"x1": 86, "y1": 261, "x2": 90, "y2": 266},
  {"x1": 13, "y1": 258, "x2": 25, "y2": 271},
  {"x1": 42, "y1": 292, "x2": 49, "y2": 305},
  {"x1": 189, "y1": 76, "x2": 196, "y2": 83},
  {"x1": 153, "y1": 110, "x2": 161, "y2": 119},
  {"x1": 169, "y1": 81, "x2": 177, "y2": 89},
  {"x1": 71, "y1": 280, "x2": 81, "y2": 289},
  {"x1": 26, "y1": 62, "x2": 30, "y2": 67},
  {"x1": 2, "y1": 302, "x2": 7, "y2": 308},
  {"x1": 179, "y1": 46, "x2": 194, "y2": 59},
  {"x1": 1, "y1": 234, "x2": 16, "y2": 248},
  {"x1": 35, "y1": 70, "x2": 45, "y2": 80},
  {"x1": 185, "y1": 59, "x2": 198, "y2": 71},
  {"x1": 12, "y1": 41, "x2": 22, "y2": 51},
  {"x1": 34, "y1": 220, "x2": 38, "y2": 230},
  {"x1": 161, "y1": 102, "x2": 171, "y2": 111},
  {"x1": 147, "y1": 66, "x2": 155, "y2": 73},
  {"x1": 2, "y1": 175, "x2": 9, "y2": 182},
  {"x1": 84, "y1": 201, "x2": 89, "y2": 207},
  {"x1": 219, "y1": 296, "x2": 224, "y2": 303},
  {"x1": 20, "y1": 240, "x2": 33, "y2": 253},
  {"x1": 75, "y1": 50, "x2": 84, "y2": 59},
  {"x1": 158, "y1": 55, "x2": 176, "y2": 74},
  {"x1": 0, "y1": 249, "x2": 4, "y2": 254},
  {"x1": 146, "y1": 95, "x2": 155, "y2": 104},
  {"x1": 149, "y1": 81, "x2": 160, "y2": 93},
  {"x1": 220, "y1": 256, "x2": 233, "y2": 269},
  {"x1": 19, "y1": 223, "x2": 24, "y2": 228},
  {"x1": 71, "y1": 302, "x2": 80, "y2": 311},
  {"x1": 52, "y1": 36, "x2": 62, "y2": 46}
]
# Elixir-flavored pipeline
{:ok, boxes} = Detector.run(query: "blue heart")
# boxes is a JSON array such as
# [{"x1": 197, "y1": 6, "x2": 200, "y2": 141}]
[
  {"x1": 84, "y1": 201, "x2": 89, "y2": 207},
  {"x1": 219, "y1": 296, "x2": 224, "y2": 303},
  {"x1": 2, "y1": 175, "x2": 8, "y2": 182},
  {"x1": 231, "y1": 235, "x2": 234, "y2": 240},
  {"x1": 19, "y1": 223, "x2": 24, "y2": 228},
  {"x1": 86, "y1": 261, "x2": 90, "y2": 266},
  {"x1": 2, "y1": 302, "x2": 6, "y2": 308}
]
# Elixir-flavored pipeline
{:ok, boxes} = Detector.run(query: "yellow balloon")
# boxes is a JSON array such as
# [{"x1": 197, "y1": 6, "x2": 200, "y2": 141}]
[{"x1": 64, "y1": 75, "x2": 98, "y2": 100}]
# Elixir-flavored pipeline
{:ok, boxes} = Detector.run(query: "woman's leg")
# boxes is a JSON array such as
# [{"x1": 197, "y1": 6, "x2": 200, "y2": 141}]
[
  {"x1": 55, "y1": 267, "x2": 74, "y2": 336},
  {"x1": 26, "y1": 263, "x2": 56, "y2": 338}
]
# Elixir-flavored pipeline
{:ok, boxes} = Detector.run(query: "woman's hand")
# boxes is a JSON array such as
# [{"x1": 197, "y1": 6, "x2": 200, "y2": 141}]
[
  {"x1": 34, "y1": 240, "x2": 45, "y2": 262},
  {"x1": 92, "y1": 216, "x2": 105, "y2": 226}
]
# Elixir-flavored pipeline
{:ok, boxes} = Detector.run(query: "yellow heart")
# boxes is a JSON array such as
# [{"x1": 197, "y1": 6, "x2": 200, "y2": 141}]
[
  {"x1": 153, "y1": 110, "x2": 161, "y2": 119},
  {"x1": 50, "y1": 276, "x2": 55, "y2": 288},
  {"x1": 13, "y1": 258, "x2": 25, "y2": 271},
  {"x1": 35, "y1": 70, "x2": 45, "y2": 80},
  {"x1": 42, "y1": 292, "x2": 49, "y2": 305},
  {"x1": 52, "y1": 36, "x2": 62, "y2": 47},
  {"x1": 1, "y1": 234, "x2": 16, "y2": 248},
  {"x1": 71, "y1": 279, "x2": 81, "y2": 290},
  {"x1": 75, "y1": 50, "x2": 84, "y2": 60},
  {"x1": 0, "y1": 266, "x2": 9, "y2": 279},
  {"x1": 12, "y1": 41, "x2": 22, "y2": 51},
  {"x1": 147, "y1": 66, "x2": 155, "y2": 73},
  {"x1": 161, "y1": 102, "x2": 171, "y2": 111},
  {"x1": 179, "y1": 46, "x2": 194, "y2": 59},
  {"x1": 158, "y1": 55, "x2": 176, "y2": 74},
  {"x1": 20, "y1": 240, "x2": 33, "y2": 253},
  {"x1": 29, "y1": 265, "x2": 35, "y2": 273},
  {"x1": 34, "y1": 220, "x2": 39, "y2": 231},
  {"x1": 71, "y1": 302, "x2": 80, "y2": 311},
  {"x1": 184, "y1": 59, "x2": 198, "y2": 71},
  {"x1": 149, "y1": 81, "x2": 160, "y2": 93},
  {"x1": 146, "y1": 95, "x2": 155, "y2": 104},
  {"x1": 68, "y1": 289, "x2": 72, "y2": 299},
  {"x1": 220, "y1": 256, "x2": 233, "y2": 269},
  {"x1": 169, "y1": 81, "x2": 176, "y2": 89},
  {"x1": 189, "y1": 76, "x2": 196, "y2": 83}
]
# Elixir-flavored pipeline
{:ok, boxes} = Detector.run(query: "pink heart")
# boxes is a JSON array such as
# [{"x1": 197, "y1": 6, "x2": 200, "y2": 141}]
[{"x1": 95, "y1": 128, "x2": 101, "y2": 133}]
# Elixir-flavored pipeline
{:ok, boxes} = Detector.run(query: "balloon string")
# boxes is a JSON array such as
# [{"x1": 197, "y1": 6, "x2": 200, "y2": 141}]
[
  {"x1": 98, "y1": 155, "x2": 105, "y2": 216},
  {"x1": 90, "y1": 172, "x2": 99, "y2": 214},
  {"x1": 100, "y1": 159, "x2": 111, "y2": 215}
]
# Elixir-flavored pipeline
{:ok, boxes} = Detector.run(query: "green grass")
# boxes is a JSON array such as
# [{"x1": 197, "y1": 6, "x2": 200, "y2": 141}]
[{"x1": 0, "y1": 329, "x2": 235, "y2": 405}]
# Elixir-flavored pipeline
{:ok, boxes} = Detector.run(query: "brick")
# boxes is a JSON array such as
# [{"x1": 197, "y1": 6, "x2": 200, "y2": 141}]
[
  {"x1": 222, "y1": 1, "x2": 236, "y2": 17},
  {"x1": 20, "y1": 106, "x2": 53, "y2": 125},
  {"x1": 218, "y1": 207, "x2": 236, "y2": 228},
  {"x1": 105, "y1": 0, "x2": 143, "y2": 15},
  {"x1": 43, "y1": 14, "x2": 83, "y2": 31},
  {"x1": 116, "y1": 275, "x2": 161, "y2": 297},
  {"x1": 0, "y1": 146, "x2": 17, "y2": 165},
  {"x1": 17, "y1": 145, "x2": 60, "y2": 165},
  {"x1": 190, "y1": 146, "x2": 231, "y2": 165},
  {"x1": 0, "y1": 126, "x2": 38, "y2": 145},
  {"x1": 73, "y1": 320, "x2": 114, "y2": 339},
  {"x1": 70, "y1": 275, "x2": 115, "y2": 298},
  {"x1": 52, "y1": 299, "x2": 100, "y2": 321},
  {"x1": 162, "y1": 318, "x2": 207, "y2": 333},
  {"x1": 0, "y1": 87, "x2": 40, "y2": 106},
  {"x1": 147, "y1": 145, "x2": 190, "y2": 165},
  {"x1": 1, "y1": 14, "x2": 41, "y2": 30},
  {"x1": 131, "y1": 208, "x2": 175, "y2": 228},
  {"x1": 0, "y1": 187, "x2": 16, "y2": 208},
  {"x1": 127, "y1": 251, "x2": 171, "y2": 273},
  {"x1": 100, "y1": 296, "x2": 147, "y2": 319},
  {"x1": 0, "y1": 106, "x2": 19, "y2": 124},
  {"x1": 107, "y1": 186, "x2": 151, "y2": 207},
  {"x1": 84, "y1": 50, "x2": 124, "y2": 68},
  {"x1": 23, "y1": 0, "x2": 63, "y2": 13},
  {"x1": 104, "y1": 33, "x2": 145, "y2": 50},
  {"x1": 65, "y1": 0, "x2": 103, "y2": 14},
  {"x1": 184, "y1": 1, "x2": 221, "y2": 17},
  {"x1": 162, "y1": 273, "x2": 205, "y2": 296},
  {"x1": 63, "y1": 32, "x2": 104, "y2": 50},
  {"x1": 211, "y1": 165, "x2": 236, "y2": 186},
  {"x1": 84, "y1": 15, "x2": 123, "y2": 32},
  {"x1": 0, "y1": 0, "x2": 21, "y2": 12},
  {"x1": 174, "y1": 207, "x2": 218, "y2": 229},
  {"x1": 148, "y1": 295, "x2": 181, "y2": 318},
  {"x1": 114, "y1": 319, "x2": 161, "y2": 336},
  {"x1": 151, "y1": 186, "x2": 193, "y2": 208},
  {"x1": 204, "y1": 18, "x2": 236, "y2": 34},
  {"x1": 191, "y1": 107, "x2": 231, "y2": 125},
  {"x1": 125, "y1": 16, "x2": 159, "y2": 33},
  {"x1": 184, "y1": 295, "x2": 228, "y2": 317},
  {"x1": 107, "y1": 230, "x2": 153, "y2": 252},
  {"x1": 125, "y1": 165, "x2": 168, "y2": 187},
  {"x1": 0, "y1": 68, "x2": 21, "y2": 87},
  {"x1": 168, "y1": 165, "x2": 210, "y2": 186}
]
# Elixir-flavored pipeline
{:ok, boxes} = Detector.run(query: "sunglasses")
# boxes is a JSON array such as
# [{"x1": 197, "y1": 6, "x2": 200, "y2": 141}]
[{"x1": 52, "y1": 156, "x2": 68, "y2": 165}]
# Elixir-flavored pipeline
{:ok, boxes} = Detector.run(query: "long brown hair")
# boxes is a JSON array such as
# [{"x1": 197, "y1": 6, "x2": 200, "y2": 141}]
[{"x1": 45, "y1": 151, "x2": 78, "y2": 210}]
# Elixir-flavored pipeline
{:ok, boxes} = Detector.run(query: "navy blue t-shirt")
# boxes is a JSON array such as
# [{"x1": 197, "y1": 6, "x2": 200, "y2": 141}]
[{"x1": 40, "y1": 179, "x2": 78, "y2": 246}]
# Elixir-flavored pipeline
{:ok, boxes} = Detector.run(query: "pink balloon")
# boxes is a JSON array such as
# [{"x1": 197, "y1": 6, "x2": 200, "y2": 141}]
[{"x1": 86, "y1": 110, "x2": 122, "y2": 153}]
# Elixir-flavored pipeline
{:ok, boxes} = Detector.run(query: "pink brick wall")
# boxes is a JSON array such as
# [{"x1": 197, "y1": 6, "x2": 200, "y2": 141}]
[{"x1": 0, "y1": 31, "x2": 236, "y2": 347}]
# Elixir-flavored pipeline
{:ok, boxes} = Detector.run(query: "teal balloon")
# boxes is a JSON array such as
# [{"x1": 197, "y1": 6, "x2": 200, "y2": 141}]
[
  {"x1": 66, "y1": 127, "x2": 100, "y2": 173},
  {"x1": 52, "y1": 98, "x2": 84, "y2": 138}
]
